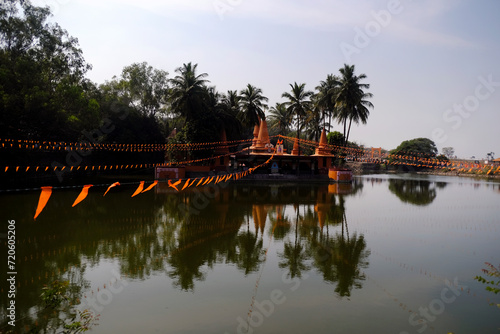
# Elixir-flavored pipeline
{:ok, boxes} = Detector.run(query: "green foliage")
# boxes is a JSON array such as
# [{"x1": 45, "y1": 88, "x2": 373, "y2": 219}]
[
  {"x1": 40, "y1": 280, "x2": 99, "y2": 333},
  {"x1": 41, "y1": 280, "x2": 70, "y2": 308},
  {"x1": 391, "y1": 138, "x2": 438, "y2": 157},
  {"x1": 327, "y1": 131, "x2": 345, "y2": 147},
  {"x1": 436, "y1": 154, "x2": 449, "y2": 162},
  {"x1": 475, "y1": 262, "x2": 500, "y2": 308}
]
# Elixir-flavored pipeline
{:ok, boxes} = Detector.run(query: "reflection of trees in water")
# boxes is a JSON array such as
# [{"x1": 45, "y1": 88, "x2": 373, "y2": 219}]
[
  {"x1": 309, "y1": 200, "x2": 370, "y2": 298},
  {"x1": 278, "y1": 205, "x2": 311, "y2": 279},
  {"x1": 276, "y1": 185, "x2": 370, "y2": 298},
  {"x1": 1, "y1": 182, "x2": 370, "y2": 331},
  {"x1": 388, "y1": 179, "x2": 441, "y2": 206}
]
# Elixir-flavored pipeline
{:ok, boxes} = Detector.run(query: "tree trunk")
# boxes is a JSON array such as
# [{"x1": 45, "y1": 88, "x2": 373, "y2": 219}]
[{"x1": 346, "y1": 117, "x2": 353, "y2": 147}]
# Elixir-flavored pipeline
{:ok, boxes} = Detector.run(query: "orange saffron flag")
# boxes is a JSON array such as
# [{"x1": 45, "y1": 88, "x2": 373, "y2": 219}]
[
  {"x1": 181, "y1": 179, "x2": 191, "y2": 191},
  {"x1": 34, "y1": 186, "x2": 53, "y2": 220},
  {"x1": 131, "y1": 181, "x2": 145, "y2": 197},
  {"x1": 201, "y1": 177, "x2": 212, "y2": 186},
  {"x1": 195, "y1": 177, "x2": 205, "y2": 187},
  {"x1": 141, "y1": 180, "x2": 158, "y2": 193},
  {"x1": 72, "y1": 185, "x2": 93, "y2": 207},
  {"x1": 103, "y1": 182, "x2": 120, "y2": 196},
  {"x1": 189, "y1": 178, "x2": 198, "y2": 187},
  {"x1": 168, "y1": 179, "x2": 182, "y2": 191}
]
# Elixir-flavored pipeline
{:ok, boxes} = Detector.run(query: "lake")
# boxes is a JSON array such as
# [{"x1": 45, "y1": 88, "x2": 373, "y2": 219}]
[{"x1": 1, "y1": 174, "x2": 499, "y2": 333}]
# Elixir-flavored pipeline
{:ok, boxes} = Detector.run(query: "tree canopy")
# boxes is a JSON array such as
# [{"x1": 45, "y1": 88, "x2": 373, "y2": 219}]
[{"x1": 391, "y1": 138, "x2": 438, "y2": 157}]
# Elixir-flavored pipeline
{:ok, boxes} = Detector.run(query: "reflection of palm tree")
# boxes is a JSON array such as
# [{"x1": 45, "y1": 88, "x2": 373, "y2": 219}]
[
  {"x1": 310, "y1": 200, "x2": 370, "y2": 298},
  {"x1": 236, "y1": 225, "x2": 264, "y2": 275},
  {"x1": 278, "y1": 205, "x2": 311, "y2": 279},
  {"x1": 388, "y1": 179, "x2": 437, "y2": 206},
  {"x1": 268, "y1": 205, "x2": 291, "y2": 240}
]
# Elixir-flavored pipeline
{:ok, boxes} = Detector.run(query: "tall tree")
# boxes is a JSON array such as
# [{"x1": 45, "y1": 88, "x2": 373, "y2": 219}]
[
  {"x1": 169, "y1": 62, "x2": 209, "y2": 124},
  {"x1": 334, "y1": 64, "x2": 373, "y2": 146},
  {"x1": 0, "y1": 0, "x2": 94, "y2": 140},
  {"x1": 238, "y1": 84, "x2": 268, "y2": 128},
  {"x1": 315, "y1": 74, "x2": 339, "y2": 132},
  {"x1": 267, "y1": 102, "x2": 292, "y2": 135},
  {"x1": 281, "y1": 82, "x2": 313, "y2": 156},
  {"x1": 119, "y1": 62, "x2": 169, "y2": 117}
]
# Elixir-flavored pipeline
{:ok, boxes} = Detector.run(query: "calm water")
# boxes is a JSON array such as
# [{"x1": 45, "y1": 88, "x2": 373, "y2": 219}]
[{"x1": 1, "y1": 174, "x2": 499, "y2": 333}]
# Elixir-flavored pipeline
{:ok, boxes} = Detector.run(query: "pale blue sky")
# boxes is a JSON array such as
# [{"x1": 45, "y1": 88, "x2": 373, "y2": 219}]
[{"x1": 37, "y1": 0, "x2": 500, "y2": 159}]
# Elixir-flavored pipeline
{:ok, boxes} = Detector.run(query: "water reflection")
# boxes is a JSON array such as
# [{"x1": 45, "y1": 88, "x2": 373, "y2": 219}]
[
  {"x1": 0, "y1": 182, "x2": 368, "y2": 332},
  {"x1": 388, "y1": 178, "x2": 446, "y2": 205}
]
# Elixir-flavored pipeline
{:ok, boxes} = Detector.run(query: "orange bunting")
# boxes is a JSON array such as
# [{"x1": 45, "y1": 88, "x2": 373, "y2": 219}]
[
  {"x1": 201, "y1": 177, "x2": 211, "y2": 186},
  {"x1": 168, "y1": 179, "x2": 182, "y2": 192},
  {"x1": 103, "y1": 182, "x2": 120, "y2": 196},
  {"x1": 34, "y1": 186, "x2": 53, "y2": 220},
  {"x1": 72, "y1": 185, "x2": 93, "y2": 207},
  {"x1": 131, "y1": 181, "x2": 145, "y2": 197},
  {"x1": 181, "y1": 179, "x2": 191, "y2": 191},
  {"x1": 141, "y1": 180, "x2": 158, "y2": 193},
  {"x1": 195, "y1": 177, "x2": 205, "y2": 187}
]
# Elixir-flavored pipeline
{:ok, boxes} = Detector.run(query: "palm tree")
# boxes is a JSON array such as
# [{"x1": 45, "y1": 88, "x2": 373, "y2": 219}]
[
  {"x1": 221, "y1": 90, "x2": 241, "y2": 116},
  {"x1": 334, "y1": 64, "x2": 373, "y2": 146},
  {"x1": 238, "y1": 84, "x2": 268, "y2": 128},
  {"x1": 304, "y1": 104, "x2": 322, "y2": 142},
  {"x1": 169, "y1": 62, "x2": 209, "y2": 124},
  {"x1": 267, "y1": 102, "x2": 292, "y2": 135},
  {"x1": 315, "y1": 74, "x2": 339, "y2": 132},
  {"x1": 208, "y1": 87, "x2": 242, "y2": 140},
  {"x1": 281, "y1": 82, "x2": 314, "y2": 156}
]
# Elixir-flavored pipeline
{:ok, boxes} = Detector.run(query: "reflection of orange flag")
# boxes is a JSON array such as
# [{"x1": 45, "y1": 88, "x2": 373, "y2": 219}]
[
  {"x1": 201, "y1": 177, "x2": 211, "y2": 186},
  {"x1": 72, "y1": 185, "x2": 93, "y2": 207},
  {"x1": 103, "y1": 182, "x2": 120, "y2": 196},
  {"x1": 141, "y1": 180, "x2": 158, "y2": 193},
  {"x1": 168, "y1": 179, "x2": 181, "y2": 191},
  {"x1": 195, "y1": 177, "x2": 205, "y2": 187},
  {"x1": 181, "y1": 179, "x2": 191, "y2": 191},
  {"x1": 131, "y1": 181, "x2": 145, "y2": 197},
  {"x1": 34, "y1": 186, "x2": 53, "y2": 220}
]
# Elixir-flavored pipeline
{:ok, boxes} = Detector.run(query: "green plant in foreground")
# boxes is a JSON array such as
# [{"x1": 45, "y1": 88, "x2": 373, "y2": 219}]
[
  {"x1": 40, "y1": 280, "x2": 99, "y2": 333},
  {"x1": 475, "y1": 262, "x2": 500, "y2": 308}
]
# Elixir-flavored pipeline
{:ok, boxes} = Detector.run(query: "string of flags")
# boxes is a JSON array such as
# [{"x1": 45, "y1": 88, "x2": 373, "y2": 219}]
[
  {"x1": 0, "y1": 137, "x2": 255, "y2": 153},
  {"x1": 33, "y1": 152, "x2": 276, "y2": 220}
]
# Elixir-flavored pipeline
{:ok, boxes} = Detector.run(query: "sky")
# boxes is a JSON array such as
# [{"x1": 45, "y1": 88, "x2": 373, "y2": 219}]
[{"x1": 34, "y1": 0, "x2": 500, "y2": 159}]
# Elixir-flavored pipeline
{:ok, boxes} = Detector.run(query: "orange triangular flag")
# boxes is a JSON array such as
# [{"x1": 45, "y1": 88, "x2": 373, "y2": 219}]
[
  {"x1": 189, "y1": 178, "x2": 198, "y2": 187},
  {"x1": 72, "y1": 185, "x2": 93, "y2": 207},
  {"x1": 131, "y1": 181, "x2": 145, "y2": 197},
  {"x1": 141, "y1": 180, "x2": 158, "y2": 193},
  {"x1": 168, "y1": 179, "x2": 182, "y2": 192},
  {"x1": 226, "y1": 174, "x2": 233, "y2": 181},
  {"x1": 103, "y1": 182, "x2": 120, "y2": 196},
  {"x1": 181, "y1": 179, "x2": 191, "y2": 191},
  {"x1": 34, "y1": 186, "x2": 53, "y2": 220},
  {"x1": 195, "y1": 177, "x2": 205, "y2": 187},
  {"x1": 214, "y1": 175, "x2": 220, "y2": 184},
  {"x1": 202, "y1": 177, "x2": 212, "y2": 186}
]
